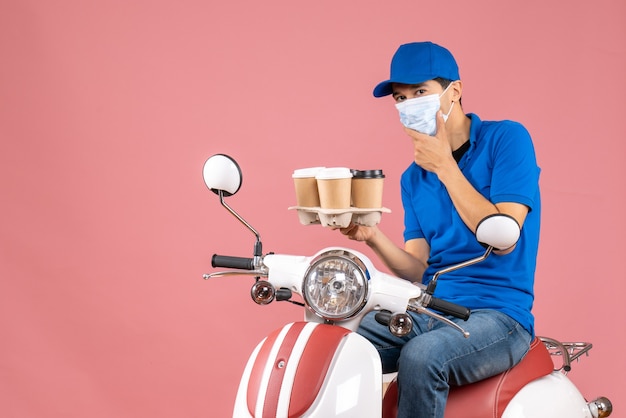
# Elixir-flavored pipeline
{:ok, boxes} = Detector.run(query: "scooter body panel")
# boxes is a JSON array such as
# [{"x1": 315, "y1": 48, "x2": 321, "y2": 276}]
[
  {"x1": 502, "y1": 372, "x2": 592, "y2": 418},
  {"x1": 233, "y1": 322, "x2": 382, "y2": 418}
]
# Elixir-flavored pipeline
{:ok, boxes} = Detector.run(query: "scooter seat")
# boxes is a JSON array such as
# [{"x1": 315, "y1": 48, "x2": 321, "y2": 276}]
[{"x1": 382, "y1": 337, "x2": 554, "y2": 418}]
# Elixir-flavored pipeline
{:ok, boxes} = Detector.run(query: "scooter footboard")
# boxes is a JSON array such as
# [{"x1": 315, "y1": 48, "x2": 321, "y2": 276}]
[{"x1": 233, "y1": 322, "x2": 382, "y2": 417}]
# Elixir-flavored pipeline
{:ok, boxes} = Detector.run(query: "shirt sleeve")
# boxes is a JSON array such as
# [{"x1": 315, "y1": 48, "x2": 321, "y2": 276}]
[
  {"x1": 400, "y1": 167, "x2": 425, "y2": 242},
  {"x1": 489, "y1": 121, "x2": 541, "y2": 211}
]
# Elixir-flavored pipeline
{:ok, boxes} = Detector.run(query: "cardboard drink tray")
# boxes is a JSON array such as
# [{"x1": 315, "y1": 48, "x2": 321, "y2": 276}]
[{"x1": 288, "y1": 206, "x2": 391, "y2": 228}]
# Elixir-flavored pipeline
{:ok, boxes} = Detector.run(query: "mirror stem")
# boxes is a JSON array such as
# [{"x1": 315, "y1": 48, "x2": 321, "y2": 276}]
[
  {"x1": 219, "y1": 191, "x2": 263, "y2": 257},
  {"x1": 426, "y1": 246, "x2": 493, "y2": 294}
]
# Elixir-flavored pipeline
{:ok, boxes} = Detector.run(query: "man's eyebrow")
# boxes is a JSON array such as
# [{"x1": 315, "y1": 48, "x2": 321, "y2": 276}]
[{"x1": 392, "y1": 82, "x2": 427, "y2": 96}]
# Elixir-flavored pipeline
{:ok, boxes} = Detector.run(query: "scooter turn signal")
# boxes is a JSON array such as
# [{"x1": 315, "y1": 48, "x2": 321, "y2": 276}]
[
  {"x1": 389, "y1": 312, "x2": 413, "y2": 337},
  {"x1": 250, "y1": 281, "x2": 275, "y2": 305}
]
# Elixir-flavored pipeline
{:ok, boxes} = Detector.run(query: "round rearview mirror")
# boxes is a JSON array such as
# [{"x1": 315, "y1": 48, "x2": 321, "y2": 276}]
[
  {"x1": 475, "y1": 214, "x2": 520, "y2": 250},
  {"x1": 202, "y1": 154, "x2": 242, "y2": 197}
]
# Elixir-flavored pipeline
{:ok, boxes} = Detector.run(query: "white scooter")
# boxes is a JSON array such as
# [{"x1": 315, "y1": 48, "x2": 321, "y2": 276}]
[{"x1": 202, "y1": 154, "x2": 613, "y2": 418}]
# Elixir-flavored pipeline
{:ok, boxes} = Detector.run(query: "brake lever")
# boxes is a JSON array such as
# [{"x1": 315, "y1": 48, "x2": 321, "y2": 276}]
[
  {"x1": 203, "y1": 270, "x2": 268, "y2": 280},
  {"x1": 407, "y1": 302, "x2": 470, "y2": 338}
]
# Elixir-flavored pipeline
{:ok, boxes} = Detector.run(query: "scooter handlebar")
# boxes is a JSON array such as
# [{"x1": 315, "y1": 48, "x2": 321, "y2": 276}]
[
  {"x1": 427, "y1": 297, "x2": 471, "y2": 321},
  {"x1": 211, "y1": 254, "x2": 255, "y2": 270}
]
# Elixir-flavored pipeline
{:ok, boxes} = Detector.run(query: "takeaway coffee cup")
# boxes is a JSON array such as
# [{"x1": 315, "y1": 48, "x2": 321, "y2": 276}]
[
  {"x1": 292, "y1": 167, "x2": 325, "y2": 207},
  {"x1": 315, "y1": 167, "x2": 353, "y2": 209},
  {"x1": 351, "y1": 169, "x2": 385, "y2": 208}
]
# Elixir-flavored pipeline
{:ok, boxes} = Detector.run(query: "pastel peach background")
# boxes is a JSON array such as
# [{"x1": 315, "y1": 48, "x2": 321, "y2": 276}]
[{"x1": 1, "y1": 1, "x2": 624, "y2": 417}]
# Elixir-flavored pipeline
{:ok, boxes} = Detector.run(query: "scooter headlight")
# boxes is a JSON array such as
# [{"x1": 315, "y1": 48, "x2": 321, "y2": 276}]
[{"x1": 302, "y1": 250, "x2": 369, "y2": 321}]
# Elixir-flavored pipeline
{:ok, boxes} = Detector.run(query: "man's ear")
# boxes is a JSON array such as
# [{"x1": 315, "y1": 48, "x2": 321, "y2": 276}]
[{"x1": 451, "y1": 80, "x2": 463, "y2": 102}]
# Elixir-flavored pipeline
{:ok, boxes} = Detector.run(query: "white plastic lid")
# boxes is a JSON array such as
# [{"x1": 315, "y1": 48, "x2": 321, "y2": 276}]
[
  {"x1": 292, "y1": 167, "x2": 326, "y2": 178},
  {"x1": 315, "y1": 167, "x2": 353, "y2": 180}
]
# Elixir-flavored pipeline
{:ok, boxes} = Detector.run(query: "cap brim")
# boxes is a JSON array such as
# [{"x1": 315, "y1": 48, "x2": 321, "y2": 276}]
[
  {"x1": 373, "y1": 75, "x2": 433, "y2": 98},
  {"x1": 373, "y1": 80, "x2": 393, "y2": 97}
]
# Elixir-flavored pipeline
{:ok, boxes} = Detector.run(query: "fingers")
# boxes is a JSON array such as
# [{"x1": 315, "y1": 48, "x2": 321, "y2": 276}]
[
  {"x1": 404, "y1": 126, "x2": 424, "y2": 140},
  {"x1": 339, "y1": 224, "x2": 357, "y2": 235},
  {"x1": 434, "y1": 110, "x2": 446, "y2": 137},
  {"x1": 338, "y1": 223, "x2": 367, "y2": 241}
]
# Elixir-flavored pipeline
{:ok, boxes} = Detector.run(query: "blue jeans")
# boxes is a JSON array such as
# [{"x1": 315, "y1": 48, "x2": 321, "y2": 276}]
[{"x1": 357, "y1": 309, "x2": 532, "y2": 418}]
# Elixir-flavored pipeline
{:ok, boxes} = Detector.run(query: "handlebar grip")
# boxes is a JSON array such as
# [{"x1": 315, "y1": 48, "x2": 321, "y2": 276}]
[
  {"x1": 427, "y1": 297, "x2": 471, "y2": 320},
  {"x1": 211, "y1": 254, "x2": 255, "y2": 270},
  {"x1": 374, "y1": 310, "x2": 392, "y2": 326}
]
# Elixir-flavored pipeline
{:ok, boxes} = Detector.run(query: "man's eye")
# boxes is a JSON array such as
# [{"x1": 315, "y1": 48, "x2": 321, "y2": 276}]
[{"x1": 395, "y1": 95, "x2": 407, "y2": 103}]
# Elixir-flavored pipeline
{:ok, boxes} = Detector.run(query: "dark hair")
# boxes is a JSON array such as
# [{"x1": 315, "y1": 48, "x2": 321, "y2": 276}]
[{"x1": 434, "y1": 77, "x2": 452, "y2": 89}]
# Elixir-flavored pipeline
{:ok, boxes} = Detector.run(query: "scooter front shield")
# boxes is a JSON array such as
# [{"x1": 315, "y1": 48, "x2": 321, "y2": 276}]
[{"x1": 233, "y1": 321, "x2": 382, "y2": 418}]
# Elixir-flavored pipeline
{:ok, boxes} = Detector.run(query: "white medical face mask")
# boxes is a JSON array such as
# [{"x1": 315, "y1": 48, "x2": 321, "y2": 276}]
[{"x1": 395, "y1": 84, "x2": 454, "y2": 135}]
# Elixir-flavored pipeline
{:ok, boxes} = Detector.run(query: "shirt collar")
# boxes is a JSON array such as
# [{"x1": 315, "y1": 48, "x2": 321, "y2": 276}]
[{"x1": 458, "y1": 113, "x2": 481, "y2": 169}]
